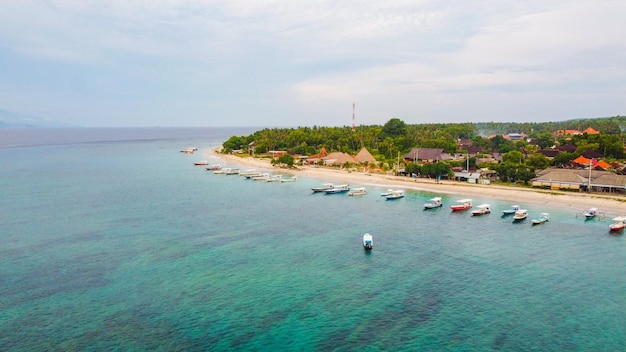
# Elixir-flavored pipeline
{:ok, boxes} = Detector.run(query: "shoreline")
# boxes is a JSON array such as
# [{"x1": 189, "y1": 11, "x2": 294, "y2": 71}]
[{"x1": 211, "y1": 150, "x2": 626, "y2": 217}]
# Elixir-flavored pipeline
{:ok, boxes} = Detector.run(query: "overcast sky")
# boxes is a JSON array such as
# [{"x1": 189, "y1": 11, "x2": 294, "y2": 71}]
[{"x1": 1, "y1": 0, "x2": 625, "y2": 127}]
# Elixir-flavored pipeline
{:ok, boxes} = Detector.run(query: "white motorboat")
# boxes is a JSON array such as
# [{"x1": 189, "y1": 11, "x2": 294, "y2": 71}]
[
  {"x1": 280, "y1": 176, "x2": 297, "y2": 183},
  {"x1": 312, "y1": 183, "x2": 334, "y2": 193},
  {"x1": 513, "y1": 209, "x2": 528, "y2": 222},
  {"x1": 423, "y1": 197, "x2": 443, "y2": 209},
  {"x1": 251, "y1": 173, "x2": 271, "y2": 181},
  {"x1": 348, "y1": 187, "x2": 367, "y2": 196},
  {"x1": 502, "y1": 205, "x2": 521, "y2": 215},
  {"x1": 380, "y1": 189, "x2": 394, "y2": 196},
  {"x1": 266, "y1": 175, "x2": 283, "y2": 182},
  {"x1": 471, "y1": 204, "x2": 491, "y2": 216},
  {"x1": 386, "y1": 190, "x2": 405, "y2": 200},
  {"x1": 363, "y1": 233, "x2": 373, "y2": 250},
  {"x1": 532, "y1": 213, "x2": 550, "y2": 225},
  {"x1": 324, "y1": 184, "x2": 350, "y2": 194}
]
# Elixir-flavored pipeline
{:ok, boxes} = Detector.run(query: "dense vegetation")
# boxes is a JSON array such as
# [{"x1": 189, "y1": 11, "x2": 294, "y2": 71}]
[{"x1": 223, "y1": 116, "x2": 626, "y2": 184}]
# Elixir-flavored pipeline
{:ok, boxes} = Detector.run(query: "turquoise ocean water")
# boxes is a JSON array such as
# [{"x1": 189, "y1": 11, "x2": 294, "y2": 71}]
[{"x1": 1, "y1": 127, "x2": 625, "y2": 351}]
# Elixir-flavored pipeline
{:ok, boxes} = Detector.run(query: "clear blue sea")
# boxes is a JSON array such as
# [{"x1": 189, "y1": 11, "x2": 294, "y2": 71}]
[{"x1": 1, "y1": 127, "x2": 625, "y2": 351}]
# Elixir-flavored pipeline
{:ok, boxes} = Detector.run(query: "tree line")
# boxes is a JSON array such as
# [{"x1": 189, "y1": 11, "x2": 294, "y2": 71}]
[{"x1": 222, "y1": 115, "x2": 626, "y2": 184}]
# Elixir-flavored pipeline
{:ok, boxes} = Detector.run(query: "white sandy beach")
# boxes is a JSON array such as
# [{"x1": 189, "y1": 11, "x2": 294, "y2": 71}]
[{"x1": 210, "y1": 150, "x2": 626, "y2": 217}]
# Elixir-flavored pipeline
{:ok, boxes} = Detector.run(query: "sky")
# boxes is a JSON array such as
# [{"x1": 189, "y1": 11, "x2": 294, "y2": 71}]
[{"x1": 1, "y1": 0, "x2": 625, "y2": 127}]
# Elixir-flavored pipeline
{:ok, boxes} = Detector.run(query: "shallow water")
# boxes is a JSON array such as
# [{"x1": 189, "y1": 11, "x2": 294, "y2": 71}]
[{"x1": 1, "y1": 128, "x2": 624, "y2": 351}]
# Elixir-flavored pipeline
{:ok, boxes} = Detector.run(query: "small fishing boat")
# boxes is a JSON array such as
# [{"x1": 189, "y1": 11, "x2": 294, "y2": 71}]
[
  {"x1": 386, "y1": 190, "x2": 405, "y2": 200},
  {"x1": 502, "y1": 205, "x2": 521, "y2": 215},
  {"x1": 380, "y1": 189, "x2": 394, "y2": 196},
  {"x1": 450, "y1": 199, "x2": 472, "y2": 211},
  {"x1": 348, "y1": 187, "x2": 367, "y2": 196},
  {"x1": 324, "y1": 184, "x2": 350, "y2": 194},
  {"x1": 312, "y1": 183, "x2": 334, "y2": 193},
  {"x1": 238, "y1": 169, "x2": 259, "y2": 177},
  {"x1": 363, "y1": 233, "x2": 373, "y2": 250},
  {"x1": 609, "y1": 216, "x2": 626, "y2": 232},
  {"x1": 213, "y1": 167, "x2": 231, "y2": 174},
  {"x1": 280, "y1": 176, "x2": 297, "y2": 183},
  {"x1": 471, "y1": 204, "x2": 491, "y2": 216},
  {"x1": 266, "y1": 175, "x2": 283, "y2": 182},
  {"x1": 532, "y1": 212, "x2": 550, "y2": 225},
  {"x1": 583, "y1": 207, "x2": 600, "y2": 219},
  {"x1": 205, "y1": 164, "x2": 222, "y2": 171},
  {"x1": 251, "y1": 173, "x2": 271, "y2": 181},
  {"x1": 194, "y1": 160, "x2": 209, "y2": 166},
  {"x1": 513, "y1": 209, "x2": 528, "y2": 222},
  {"x1": 423, "y1": 197, "x2": 443, "y2": 209}
]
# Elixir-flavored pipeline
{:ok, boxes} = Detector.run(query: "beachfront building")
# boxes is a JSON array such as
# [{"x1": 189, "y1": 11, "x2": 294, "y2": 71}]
[
  {"x1": 532, "y1": 168, "x2": 626, "y2": 193},
  {"x1": 403, "y1": 148, "x2": 449, "y2": 163}
]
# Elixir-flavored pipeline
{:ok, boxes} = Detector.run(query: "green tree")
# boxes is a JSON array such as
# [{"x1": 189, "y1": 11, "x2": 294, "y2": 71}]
[
  {"x1": 526, "y1": 153, "x2": 550, "y2": 170},
  {"x1": 502, "y1": 150, "x2": 524, "y2": 164},
  {"x1": 382, "y1": 118, "x2": 407, "y2": 138}
]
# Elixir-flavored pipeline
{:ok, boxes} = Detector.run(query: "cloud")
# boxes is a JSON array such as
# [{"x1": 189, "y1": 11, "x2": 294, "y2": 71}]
[{"x1": 0, "y1": 0, "x2": 624, "y2": 126}]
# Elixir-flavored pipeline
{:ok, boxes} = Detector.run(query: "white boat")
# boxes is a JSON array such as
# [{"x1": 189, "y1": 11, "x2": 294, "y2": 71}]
[
  {"x1": 213, "y1": 167, "x2": 231, "y2": 174},
  {"x1": 251, "y1": 173, "x2": 271, "y2": 181},
  {"x1": 386, "y1": 190, "x2": 405, "y2": 200},
  {"x1": 324, "y1": 184, "x2": 350, "y2": 194},
  {"x1": 513, "y1": 209, "x2": 528, "y2": 222},
  {"x1": 582, "y1": 207, "x2": 600, "y2": 219},
  {"x1": 225, "y1": 168, "x2": 240, "y2": 175},
  {"x1": 471, "y1": 204, "x2": 491, "y2": 216},
  {"x1": 380, "y1": 189, "x2": 394, "y2": 196},
  {"x1": 312, "y1": 183, "x2": 334, "y2": 193},
  {"x1": 280, "y1": 176, "x2": 297, "y2": 183},
  {"x1": 238, "y1": 169, "x2": 259, "y2": 177},
  {"x1": 423, "y1": 197, "x2": 443, "y2": 209},
  {"x1": 348, "y1": 187, "x2": 367, "y2": 196},
  {"x1": 363, "y1": 233, "x2": 373, "y2": 250},
  {"x1": 450, "y1": 199, "x2": 472, "y2": 211},
  {"x1": 502, "y1": 205, "x2": 521, "y2": 215},
  {"x1": 532, "y1": 212, "x2": 550, "y2": 225},
  {"x1": 266, "y1": 175, "x2": 283, "y2": 182},
  {"x1": 609, "y1": 216, "x2": 626, "y2": 232}
]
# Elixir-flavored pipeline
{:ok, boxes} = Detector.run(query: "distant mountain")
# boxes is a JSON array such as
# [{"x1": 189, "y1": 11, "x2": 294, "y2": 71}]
[{"x1": 0, "y1": 109, "x2": 68, "y2": 127}]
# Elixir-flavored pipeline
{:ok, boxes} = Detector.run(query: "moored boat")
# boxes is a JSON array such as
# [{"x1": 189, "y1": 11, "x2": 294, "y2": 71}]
[
  {"x1": 324, "y1": 184, "x2": 350, "y2": 194},
  {"x1": 471, "y1": 204, "x2": 491, "y2": 216},
  {"x1": 423, "y1": 197, "x2": 443, "y2": 209},
  {"x1": 194, "y1": 160, "x2": 209, "y2": 166},
  {"x1": 266, "y1": 175, "x2": 283, "y2": 182},
  {"x1": 609, "y1": 216, "x2": 626, "y2": 232},
  {"x1": 205, "y1": 164, "x2": 222, "y2": 171},
  {"x1": 502, "y1": 205, "x2": 521, "y2": 215},
  {"x1": 386, "y1": 190, "x2": 405, "y2": 200},
  {"x1": 312, "y1": 183, "x2": 334, "y2": 193},
  {"x1": 213, "y1": 167, "x2": 231, "y2": 174},
  {"x1": 513, "y1": 209, "x2": 528, "y2": 222},
  {"x1": 580, "y1": 207, "x2": 603, "y2": 219},
  {"x1": 450, "y1": 199, "x2": 472, "y2": 211},
  {"x1": 380, "y1": 189, "x2": 394, "y2": 196},
  {"x1": 280, "y1": 176, "x2": 297, "y2": 183},
  {"x1": 532, "y1": 212, "x2": 550, "y2": 225},
  {"x1": 363, "y1": 233, "x2": 373, "y2": 250},
  {"x1": 348, "y1": 187, "x2": 367, "y2": 196}
]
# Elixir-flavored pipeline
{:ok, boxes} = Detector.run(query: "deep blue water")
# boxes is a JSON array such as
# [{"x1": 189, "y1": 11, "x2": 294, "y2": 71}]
[{"x1": 1, "y1": 128, "x2": 625, "y2": 351}]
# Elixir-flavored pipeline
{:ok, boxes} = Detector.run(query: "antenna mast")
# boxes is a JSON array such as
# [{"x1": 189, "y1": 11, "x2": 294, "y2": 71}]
[{"x1": 352, "y1": 102, "x2": 356, "y2": 132}]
